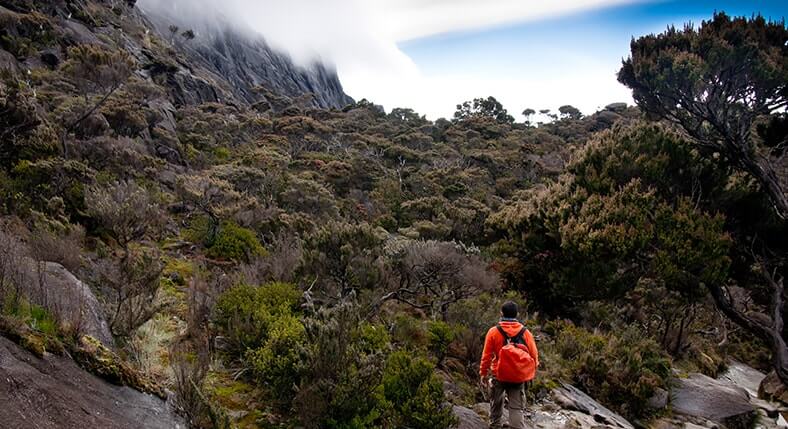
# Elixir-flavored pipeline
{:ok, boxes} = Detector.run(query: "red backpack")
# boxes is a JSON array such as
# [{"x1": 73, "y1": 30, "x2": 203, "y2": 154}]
[{"x1": 495, "y1": 324, "x2": 536, "y2": 383}]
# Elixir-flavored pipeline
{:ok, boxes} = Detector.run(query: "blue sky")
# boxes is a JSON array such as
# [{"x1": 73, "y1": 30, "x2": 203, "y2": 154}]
[
  {"x1": 386, "y1": 0, "x2": 787, "y2": 120},
  {"x1": 168, "y1": 0, "x2": 786, "y2": 120}
]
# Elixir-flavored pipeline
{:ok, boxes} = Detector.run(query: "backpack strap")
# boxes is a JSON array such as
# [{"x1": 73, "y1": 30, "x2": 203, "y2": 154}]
[
  {"x1": 512, "y1": 327, "x2": 527, "y2": 345},
  {"x1": 496, "y1": 324, "x2": 511, "y2": 344}
]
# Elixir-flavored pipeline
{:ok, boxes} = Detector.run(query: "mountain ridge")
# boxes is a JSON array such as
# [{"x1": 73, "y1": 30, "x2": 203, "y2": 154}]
[{"x1": 138, "y1": 2, "x2": 354, "y2": 109}]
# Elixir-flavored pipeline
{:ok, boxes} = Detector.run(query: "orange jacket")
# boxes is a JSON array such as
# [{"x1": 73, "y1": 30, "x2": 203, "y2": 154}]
[{"x1": 479, "y1": 319, "x2": 538, "y2": 379}]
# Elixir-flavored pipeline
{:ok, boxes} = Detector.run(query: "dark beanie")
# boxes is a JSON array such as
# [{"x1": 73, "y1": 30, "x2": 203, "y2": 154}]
[{"x1": 501, "y1": 301, "x2": 518, "y2": 319}]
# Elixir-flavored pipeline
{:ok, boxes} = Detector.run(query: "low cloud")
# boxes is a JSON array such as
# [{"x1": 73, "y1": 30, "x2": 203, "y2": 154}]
[{"x1": 137, "y1": 0, "x2": 641, "y2": 118}]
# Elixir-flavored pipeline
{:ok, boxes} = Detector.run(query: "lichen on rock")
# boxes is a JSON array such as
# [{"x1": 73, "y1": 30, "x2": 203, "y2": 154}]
[{"x1": 73, "y1": 335, "x2": 165, "y2": 398}]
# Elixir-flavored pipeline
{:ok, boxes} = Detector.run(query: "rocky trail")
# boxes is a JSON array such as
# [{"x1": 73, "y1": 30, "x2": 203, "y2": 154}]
[{"x1": 453, "y1": 361, "x2": 788, "y2": 429}]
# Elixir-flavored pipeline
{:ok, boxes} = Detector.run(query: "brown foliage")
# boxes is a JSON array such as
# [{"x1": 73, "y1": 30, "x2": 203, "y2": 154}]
[{"x1": 91, "y1": 246, "x2": 164, "y2": 338}]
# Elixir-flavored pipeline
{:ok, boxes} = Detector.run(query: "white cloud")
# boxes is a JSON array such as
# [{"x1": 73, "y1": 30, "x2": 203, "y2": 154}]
[
  {"x1": 138, "y1": 0, "x2": 640, "y2": 119},
  {"x1": 373, "y1": 0, "x2": 646, "y2": 41}
]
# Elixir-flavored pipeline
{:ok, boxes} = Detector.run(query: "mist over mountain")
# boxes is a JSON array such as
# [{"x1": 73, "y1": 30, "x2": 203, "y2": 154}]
[
  {"x1": 139, "y1": 1, "x2": 353, "y2": 109},
  {"x1": 136, "y1": 0, "x2": 353, "y2": 109}
]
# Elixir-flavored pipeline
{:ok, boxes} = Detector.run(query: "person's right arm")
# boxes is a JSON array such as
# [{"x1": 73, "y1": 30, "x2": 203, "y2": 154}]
[{"x1": 479, "y1": 328, "x2": 495, "y2": 379}]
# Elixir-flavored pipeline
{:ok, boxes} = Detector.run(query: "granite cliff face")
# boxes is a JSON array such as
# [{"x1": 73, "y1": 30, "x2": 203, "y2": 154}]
[
  {"x1": 138, "y1": 2, "x2": 354, "y2": 109},
  {"x1": 1, "y1": 0, "x2": 353, "y2": 110}
]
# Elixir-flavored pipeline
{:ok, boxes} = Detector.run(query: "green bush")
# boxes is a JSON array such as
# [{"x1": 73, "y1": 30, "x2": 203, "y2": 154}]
[
  {"x1": 379, "y1": 351, "x2": 456, "y2": 429},
  {"x1": 4, "y1": 298, "x2": 58, "y2": 337},
  {"x1": 543, "y1": 321, "x2": 671, "y2": 419},
  {"x1": 427, "y1": 320, "x2": 455, "y2": 366},
  {"x1": 206, "y1": 221, "x2": 266, "y2": 262},
  {"x1": 244, "y1": 313, "x2": 305, "y2": 404},
  {"x1": 294, "y1": 304, "x2": 389, "y2": 428},
  {"x1": 214, "y1": 282, "x2": 300, "y2": 356},
  {"x1": 390, "y1": 313, "x2": 428, "y2": 351}
]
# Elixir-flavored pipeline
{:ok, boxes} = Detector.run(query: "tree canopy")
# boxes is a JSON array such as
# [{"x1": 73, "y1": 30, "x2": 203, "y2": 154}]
[
  {"x1": 618, "y1": 12, "x2": 788, "y2": 219},
  {"x1": 453, "y1": 96, "x2": 514, "y2": 124}
]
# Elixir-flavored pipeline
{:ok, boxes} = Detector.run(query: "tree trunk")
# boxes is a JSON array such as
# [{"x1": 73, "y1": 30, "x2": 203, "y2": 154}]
[
  {"x1": 767, "y1": 269, "x2": 788, "y2": 383},
  {"x1": 708, "y1": 271, "x2": 788, "y2": 385},
  {"x1": 741, "y1": 152, "x2": 788, "y2": 220}
]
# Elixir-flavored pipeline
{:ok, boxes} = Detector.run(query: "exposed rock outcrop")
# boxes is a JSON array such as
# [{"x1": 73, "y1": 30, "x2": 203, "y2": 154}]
[
  {"x1": 453, "y1": 405, "x2": 487, "y2": 429},
  {"x1": 467, "y1": 384, "x2": 635, "y2": 429},
  {"x1": 0, "y1": 336, "x2": 184, "y2": 429},
  {"x1": 137, "y1": 1, "x2": 354, "y2": 110},
  {"x1": 551, "y1": 383, "x2": 634, "y2": 429},
  {"x1": 722, "y1": 361, "x2": 767, "y2": 399},
  {"x1": 1, "y1": 0, "x2": 353, "y2": 113},
  {"x1": 37, "y1": 261, "x2": 114, "y2": 348},
  {"x1": 672, "y1": 373, "x2": 758, "y2": 429},
  {"x1": 760, "y1": 371, "x2": 788, "y2": 406}
]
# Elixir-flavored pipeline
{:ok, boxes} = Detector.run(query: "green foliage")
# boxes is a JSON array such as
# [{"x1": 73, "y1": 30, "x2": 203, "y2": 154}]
[
  {"x1": 207, "y1": 221, "x2": 266, "y2": 262},
  {"x1": 4, "y1": 297, "x2": 58, "y2": 337},
  {"x1": 454, "y1": 96, "x2": 514, "y2": 124},
  {"x1": 214, "y1": 282, "x2": 301, "y2": 355},
  {"x1": 491, "y1": 124, "x2": 733, "y2": 315},
  {"x1": 0, "y1": 75, "x2": 58, "y2": 169},
  {"x1": 390, "y1": 313, "x2": 428, "y2": 351},
  {"x1": 558, "y1": 105, "x2": 582, "y2": 120},
  {"x1": 244, "y1": 312, "x2": 305, "y2": 405},
  {"x1": 0, "y1": 10, "x2": 56, "y2": 58},
  {"x1": 9, "y1": 158, "x2": 93, "y2": 219},
  {"x1": 570, "y1": 123, "x2": 726, "y2": 204},
  {"x1": 544, "y1": 321, "x2": 671, "y2": 419},
  {"x1": 619, "y1": 12, "x2": 788, "y2": 218},
  {"x1": 63, "y1": 44, "x2": 134, "y2": 95},
  {"x1": 301, "y1": 222, "x2": 385, "y2": 299},
  {"x1": 73, "y1": 335, "x2": 163, "y2": 397},
  {"x1": 294, "y1": 304, "x2": 390, "y2": 428},
  {"x1": 427, "y1": 320, "x2": 455, "y2": 366},
  {"x1": 379, "y1": 351, "x2": 457, "y2": 429},
  {"x1": 7, "y1": 3, "x2": 770, "y2": 425}
]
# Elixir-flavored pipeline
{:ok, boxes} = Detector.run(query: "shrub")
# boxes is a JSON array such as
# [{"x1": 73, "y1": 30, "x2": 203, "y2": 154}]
[
  {"x1": 301, "y1": 222, "x2": 385, "y2": 300},
  {"x1": 244, "y1": 312, "x2": 305, "y2": 406},
  {"x1": 294, "y1": 304, "x2": 390, "y2": 428},
  {"x1": 543, "y1": 321, "x2": 671, "y2": 419},
  {"x1": 206, "y1": 221, "x2": 266, "y2": 262},
  {"x1": 91, "y1": 245, "x2": 164, "y2": 338},
  {"x1": 379, "y1": 351, "x2": 456, "y2": 429},
  {"x1": 214, "y1": 282, "x2": 300, "y2": 356},
  {"x1": 86, "y1": 180, "x2": 162, "y2": 248},
  {"x1": 390, "y1": 313, "x2": 428, "y2": 351},
  {"x1": 383, "y1": 240, "x2": 499, "y2": 320},
  {"x1": 5, "y1": 298, "x2": 58, "y2": 338},
  {"x1": 427, "y1": 320, "x2": 455, "y2": 367},
  {"x1": 171, "y1": 340, "x2": 231, "y2": 429},
  {"x1": 29, "y1": 223, "x2": 84, "y2": 274}
]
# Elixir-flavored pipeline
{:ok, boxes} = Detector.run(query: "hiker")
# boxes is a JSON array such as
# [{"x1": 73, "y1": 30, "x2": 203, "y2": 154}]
[{"x1": 479, "y1": 301, "x2": 538, "y2": 429}]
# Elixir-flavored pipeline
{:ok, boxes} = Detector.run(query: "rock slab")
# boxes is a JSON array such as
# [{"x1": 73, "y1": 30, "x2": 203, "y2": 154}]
[
  {"x1": 40, "y1": 262, "x2": 114, "y2": 348},
  {"x1": 552, "y1": 383, "x2": 634, "y2": 429},
  {"x1": 0, "y1": 336, "x2": 184, "y2": 429},
  {"x1": 453, "y1": 405, "x2": 487, "y2": 429},
  {"x1": 672, "y1": 373, "x2": 757, "y2": 429}
]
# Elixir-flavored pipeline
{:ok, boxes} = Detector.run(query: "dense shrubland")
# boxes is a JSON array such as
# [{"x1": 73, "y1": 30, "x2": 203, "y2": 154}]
[{"x1": 0, "y1": 2, "x2": 784, "y2": 428}]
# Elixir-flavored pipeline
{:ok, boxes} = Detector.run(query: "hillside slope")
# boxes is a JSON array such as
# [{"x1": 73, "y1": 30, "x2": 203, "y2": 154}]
[{"x1": 12, "y1": 0, "x2": 787, "y2": 428}]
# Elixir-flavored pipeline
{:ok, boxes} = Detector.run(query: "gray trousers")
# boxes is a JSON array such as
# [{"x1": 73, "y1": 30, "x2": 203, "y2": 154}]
[{"x1": 490, "y1": 380, "x2": 525, "y2": 429}]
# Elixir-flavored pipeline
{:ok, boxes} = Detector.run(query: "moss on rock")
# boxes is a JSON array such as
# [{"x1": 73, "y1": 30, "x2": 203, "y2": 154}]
[
  {"x1": 73, "y1": 335, "x2": 165, "y2": 398},
  {"x1": 0, "y1": 314, "x2": 62, "y2": 358}
]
